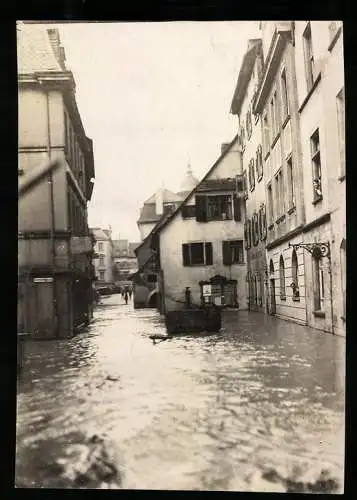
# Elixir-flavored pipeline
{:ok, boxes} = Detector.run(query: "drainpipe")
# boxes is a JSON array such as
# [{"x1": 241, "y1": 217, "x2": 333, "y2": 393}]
[
  {"x1": 328, "y1": 244, "x2": 334, "y2": 335},
  {"x1": 46, "y1": 91, "x2": 59, "y2": 337}
]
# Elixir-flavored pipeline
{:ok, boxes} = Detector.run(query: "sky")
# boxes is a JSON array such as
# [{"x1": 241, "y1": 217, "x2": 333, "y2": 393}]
[{"x1": 54, "y1": 21, "x2": 260, "y2": 241}]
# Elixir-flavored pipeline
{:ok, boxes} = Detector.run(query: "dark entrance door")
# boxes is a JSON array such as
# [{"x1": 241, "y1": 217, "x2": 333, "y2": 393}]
[{"x1": 269, "y1": 278, "x2": 276, "y2": 315}]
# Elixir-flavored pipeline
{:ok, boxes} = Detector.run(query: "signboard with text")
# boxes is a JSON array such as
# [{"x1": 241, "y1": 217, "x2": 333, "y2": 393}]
[{"x1": 202, "y1": 284, "x2": 212, "y2": 297}]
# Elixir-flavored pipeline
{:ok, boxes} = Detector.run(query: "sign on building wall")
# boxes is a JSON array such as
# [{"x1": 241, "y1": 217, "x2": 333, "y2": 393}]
[
  {"x1": 33, "y1": 277, "x2": 53, "y2": 283},
  {"x1": 202, "y1": 284, "x2": 212, "y2": 297}
]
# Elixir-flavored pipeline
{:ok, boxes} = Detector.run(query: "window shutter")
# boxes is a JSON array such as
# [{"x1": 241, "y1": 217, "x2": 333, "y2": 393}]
[
  {"x1": 222, "y1": 241, "x2": 231, "y2": 266},
  {"x1": 233, "y1": 193, "x2": 241, "y2": 221},
  {"x1": 205, "y1": 242, "x2": 213, "y2": 265},
  {"x1": 182, "y1": 244, "x2": 190, "y2": 266},
  {"x1": 195, "y1": 195, "x2": 207, "y2": 222},
  {"x1": 244, "y1": 223, "x2": 248, "y2": 250},
  {"x1": 181, "y1": 206, "x2": 188, "y2": 219}
]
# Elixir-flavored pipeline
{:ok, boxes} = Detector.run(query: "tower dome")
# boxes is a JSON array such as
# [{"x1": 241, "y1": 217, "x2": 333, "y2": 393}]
[{"x1": 177, "y1": 163, "x2": 199, "y2": 197}]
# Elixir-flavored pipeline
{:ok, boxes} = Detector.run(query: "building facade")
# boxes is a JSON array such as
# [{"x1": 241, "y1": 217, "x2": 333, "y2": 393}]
[
  {"x1": 231, "y1": 39, "x2": 268, "y2": 312},
  {"x1": 112, "y1": 239, "x2": 139, "y2": 286},
  {"x1": 293, "y1": 21, "x2": 345, "y2": 336},
  {"x1": 91, "y1": 228, "x2": 114, "y2": 288},
  {"x1": 154, "y1": 137, "x2": 247, "y2": 312},
  {"x1": 17, "y1": 24, "x2": 96, "y2": 338},
  {"x1": 253, "y1": 21, "x2": 307, "y2": 325}
]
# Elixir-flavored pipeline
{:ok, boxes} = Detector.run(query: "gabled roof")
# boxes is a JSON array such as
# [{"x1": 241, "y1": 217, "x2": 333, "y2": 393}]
[
  {"x1": 230, "y1": 39, "x2": 262, "y2": 116},
  {"x1": 144, "y1": 188, "x2": 182, "y2": 205},
  {"x1": 17, "y1": 23, "x2": 63, "y2": 75},
  {"x1": 90, "y1": 228, "x2": 111, "y2": 241},
  {"x1": 152, "y1": 135, "x2": 239, "y2": 237}
]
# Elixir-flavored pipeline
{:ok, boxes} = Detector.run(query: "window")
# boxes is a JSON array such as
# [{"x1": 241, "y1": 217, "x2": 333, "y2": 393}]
[
  {"x1": 99, "y1": 271, "x2": 105, "y2": 281},
  {"x1": 163, "y1": 203, "x2": 176, "y2": 215},
  {"x1": 246, "y1": 109, "x2": 252, "y2": 139},
  {"x1": 340, "y1": 239, "x2": 346, "y2": 317},
  {"x1": 287, "y1": 156, "x2": 295, "y2": 209},
  {"x1": 263, "y1": 111, "x2": 270, "y2": 155},
  {"x1": 303, "y1": 22, "x2": 315, "y2": 90},
  {"x1": 313, "y1": 254, "x2": 325, "y2": 311},
  {"x1": 310, "y1": 129, "x2": 322, "y2": 202},
  {"x1": 259, "y1": 204, "x2": 267, "y2": 240},
  {"x1": 291, "y1": 250, "x2": 300, "y2": 300},
  {"x1": 182, "y1": 242, "x2": 213, "y2": 266},
  {"x1": 244, "y1": 220, "x2": 252, "y2": 250},
  {"x1": 275, "y1": 169, "x2": 285, "y2": 219},
  {"x1": 99, "y1": 255, "x2": 105, "y2": 266},
  {"x1": 206, "y1": 195, "x2": 233, "y2": 221},
  {"x1": 267, "y1": 183, "x2": 274, "y2": 225},
  {"x1": 181, "y1": 205, "x2": 196, "y2": 219},
  {"x1": 279, "y1": 255, "x2": 286, "y2": 300},
  {"x1": 147, "y1": 274, "x2": 157, "y2": 283},
  {"x1": 222, "y1": 240, "x2": 244, "y2": 265},
  {"x1": 248, "y1": 158, "x2": 255, "y2": 191},
  {"x1": 243, "y1": 171, "x2": 248, "y2": 199},
  {"x1": 270, "y1": 90, "x2": 280, "y2": 140},
  {"x1": 233, "y1": 194, "x2": 242, "y2": 221},
  {"x1": 252, "y1": 212, "x2": 260, "y2": 247},
  {"x1": 280, "y1": 68, "x2": 289, "y2": 119},
  {"x1": 98, "y1": 242, "x2": 103, "y2": 251},
  {"x1": 256, "y1": 145, "x2": 263, "y2": 181},
  {"x1": 336, "y1": 88, "x2": 345, "y2": 178}
]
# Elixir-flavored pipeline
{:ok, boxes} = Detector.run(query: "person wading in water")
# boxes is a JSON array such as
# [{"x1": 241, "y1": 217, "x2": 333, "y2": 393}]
[{"x1": 124, "y1": 290, "x2": 129, "y2": 305}]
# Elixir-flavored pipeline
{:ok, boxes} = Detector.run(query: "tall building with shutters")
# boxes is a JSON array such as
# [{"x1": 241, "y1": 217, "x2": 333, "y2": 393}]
[
  {"x1": 252, "y1": 22, "x2": 307, "y2": 325},
  {"x1": 230, "y1": 39, "x2": 268, "y2": 312},
  {"x1": 17, "y1": 23, "x2": 96, "y2": 338},
  {"x1": 151, "y1": 136, "x2": 248, "y2": 311}
]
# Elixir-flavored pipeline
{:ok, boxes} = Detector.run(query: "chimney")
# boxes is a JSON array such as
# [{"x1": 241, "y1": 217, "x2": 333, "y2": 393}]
[
  {"x1": 47, "y1": 28, "x2": 66, "y2": 70},
  {"x1": 155, "y1": 187, "x2": 164, "y2": 216},
  {"x1": 221, "y1": 143, "x2": 230, "y2": 155}
]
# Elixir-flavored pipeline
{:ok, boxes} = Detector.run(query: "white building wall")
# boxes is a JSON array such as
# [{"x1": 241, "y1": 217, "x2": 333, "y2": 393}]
[{"x1": 159, "y1": 142, "x2": 247, "y2": 311}]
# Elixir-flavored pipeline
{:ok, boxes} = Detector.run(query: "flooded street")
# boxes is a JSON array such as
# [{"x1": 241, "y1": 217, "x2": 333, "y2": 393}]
[{"x1": 16, "y1": 295, "x2": 345, "y2": 492}]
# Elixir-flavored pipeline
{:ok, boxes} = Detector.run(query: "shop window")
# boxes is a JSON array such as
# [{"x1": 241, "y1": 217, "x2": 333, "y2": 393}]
[
  {"x1": 279, "y1": 255, "x2": 286, "y2": 300},
  {"x1": 312, "y1": 253, "x2": 325, "y2": 311},
  {"x1": 291, "y1": 250, "x2": 300, "y2": 300}
]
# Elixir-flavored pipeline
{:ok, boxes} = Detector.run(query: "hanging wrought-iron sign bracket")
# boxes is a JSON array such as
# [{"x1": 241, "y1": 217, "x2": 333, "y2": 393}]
[{"x1": 288, "y1": 241, "x2": 330, "y2": 259}]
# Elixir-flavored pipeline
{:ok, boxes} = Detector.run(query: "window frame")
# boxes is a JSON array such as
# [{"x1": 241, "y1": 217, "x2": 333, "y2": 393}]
[
  {"x1": 279, "y1": 255, "x2": 286, "y2": 300},
  {"x1": 280, "y1": 66, "x2": 289, "y2": 120},
  {"x1": 303, "y1": 22, "x2": 315, "y2": 91},
  {"x1": 222, "y1": 239, "x2": 244, "y2": 266},
  {"x1": 313, "y1": 254, "x2": 325, "y2": 312},
  {"x1": 267, "y1": 182, "x2": 274, "y2": 226},
  {"x1": 287, "y1": 154, "x2": 295, "y2": 210},
  {"x1": 182, "y1": 242, "x2": 213, "y2": 267},
  {"x1": 310, "y1": 128, "x2": 323, "y2": 203}
]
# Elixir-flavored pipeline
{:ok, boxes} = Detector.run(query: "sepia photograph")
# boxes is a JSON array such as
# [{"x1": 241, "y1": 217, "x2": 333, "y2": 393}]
[{"x1": 17, "y1": 20, "x2": 345, "y2": 492}]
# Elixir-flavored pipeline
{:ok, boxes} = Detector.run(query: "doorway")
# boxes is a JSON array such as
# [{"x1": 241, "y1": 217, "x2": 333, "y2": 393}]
[{"x1": 269, "y1": 279, "x2": 276, "y2": 315}]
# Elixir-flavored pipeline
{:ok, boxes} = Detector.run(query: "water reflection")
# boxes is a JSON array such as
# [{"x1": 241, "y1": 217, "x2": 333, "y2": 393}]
[{"x1": 16, "y1": 296, "x2": 345, "y2": 491}]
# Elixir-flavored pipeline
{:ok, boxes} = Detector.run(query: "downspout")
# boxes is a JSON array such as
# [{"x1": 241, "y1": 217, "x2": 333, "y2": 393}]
[
  {"x1": 46, "y1": 90, "x2": 59, "y2": 337},
  {"x1": 328, "y1": 243, "x2": 334, "y2": 335}
]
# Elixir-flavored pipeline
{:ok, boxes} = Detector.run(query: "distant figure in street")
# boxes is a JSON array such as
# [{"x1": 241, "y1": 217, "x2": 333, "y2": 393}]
[
  {"x1": 129, "y1": 288, "x2": 132, "y2": 299},
  {"x1": 124, "y1": 291, "x2": 128, "y2": 305}
]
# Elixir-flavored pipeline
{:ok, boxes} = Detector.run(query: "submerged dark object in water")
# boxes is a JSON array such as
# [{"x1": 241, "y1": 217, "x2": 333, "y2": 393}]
[{"x1": 165, "y1": 308, "x2": 221, "y2": 334}]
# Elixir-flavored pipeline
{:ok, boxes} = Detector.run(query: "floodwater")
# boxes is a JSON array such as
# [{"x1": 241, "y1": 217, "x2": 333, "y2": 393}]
[{"x1": 16, "y1": 295, "x2": 345, "y2": 492}]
